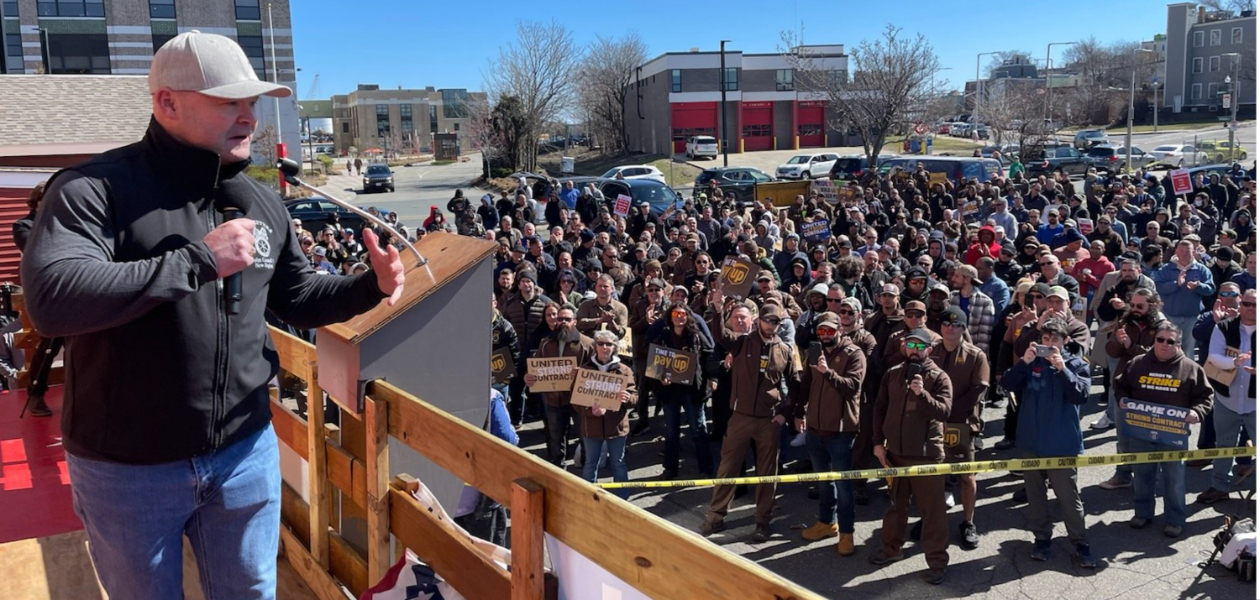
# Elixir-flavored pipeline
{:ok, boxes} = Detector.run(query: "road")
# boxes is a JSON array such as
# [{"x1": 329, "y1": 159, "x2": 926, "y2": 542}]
[
  {"x1": 1115, "y1": 122, "x2": 1256, "y2": 169},
  {"x1": 315, "y1": 155, "x2": 486, "y2": 233}
]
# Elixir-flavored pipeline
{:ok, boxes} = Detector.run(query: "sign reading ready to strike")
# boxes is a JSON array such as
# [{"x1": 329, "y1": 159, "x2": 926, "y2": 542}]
[
  {"x1": 1119, "y1": 398, "x2": 1192, "y2": 449},
  {"x1": 570, "y1": 368, "x2": 632, "y2": 410},
  {"x1": 526, "y1": 357, "x2": 578, "y2": 393},
  {"x1": 718, "y1": 256, "x2": 757, "y2": 299},
  {"x1": 646, "y1": 344, "x2": 698, "y2": 385}
]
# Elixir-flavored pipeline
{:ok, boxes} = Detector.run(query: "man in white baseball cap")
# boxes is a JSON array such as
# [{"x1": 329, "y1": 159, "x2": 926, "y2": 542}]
[{"x1": 21, "y1": 31, "x2": 405, "y2": 600}]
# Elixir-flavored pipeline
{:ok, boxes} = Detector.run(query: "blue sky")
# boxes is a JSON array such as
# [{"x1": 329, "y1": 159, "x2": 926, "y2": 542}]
[{"x1": 291, "y1": 0, "x2": 1168, "y2": 99}]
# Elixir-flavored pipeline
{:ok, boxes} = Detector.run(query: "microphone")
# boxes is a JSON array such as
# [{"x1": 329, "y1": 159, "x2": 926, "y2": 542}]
[{"x1": 216, "y1": 198, "x2": 247, "y2": 316}]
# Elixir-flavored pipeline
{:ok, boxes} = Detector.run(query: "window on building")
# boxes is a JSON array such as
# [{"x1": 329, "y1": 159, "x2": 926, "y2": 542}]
[
  {"x1": 1193, "y1": 57, "x2": 1203, "y2": 74},
  {"x1": 429, "y1": 104, "x2": 437, "y2": 133},
  {"x1": 376, "y1": 104, "x2": 390, "y2": 138},
  {"x1": 670, "y1": 69, "x2": 681, "y2": 93},
  {"x1": 441, "y1": 89, "x2": 468, "y2": 119},
  {"x1": 1194, "y1": 31, "x2": 1205, "y2": 47},
  {"x1": 1210, "y1": 55, "x2": 1220, "y2": 72},
  {"x1": 1208, "y1": 82, "x2": 1218, "y2": 99},
  {"x1": 149, "y1": 0, "x2": 174, "y2": 18},
  {"x1": 47, "y1": 32, "x2": 109, "y2": 74},
  {"x1": 3, "y1": 32, "x2": 21, "y2": 74},
  {"x1": 341, "y1": 122, "x2": 349, "y2": 134},
  {"x1": 37, "y1": 1, "x2": 105, "y2": 17},
  {"x1": 2, "y1": 2, "x2": 18, "y2": 17},
  {"x1": 722, "y1": 67, "x2": 738, "y2": 91},
  {"x1": 453, "y1": 123, "x2": 459, "y2": 131},
  {"x1": 400, "y1": 104, "x2": 414, "y2": 138},
  {"x1": 1192, "y1": 83, "x2": 1202, "y2": 100},
  {"x1": 827, "y1": 70, "x2": 848, "y2": 87},
  {"x1": 151, "y1": 33, "x2": 174, "y2": 53},
  {"x1": 236, "y1": 35, "x2": 265, "y2": 80},
  {"x1": 776, "y1": 69, "x2": 793, "y2": 91},
  {"x1": 1210, "y1": 29, "x2": 1221, "y2": 46},
  {"x1": 234, "y1": 0, "x2": 260, "y2": 21}
]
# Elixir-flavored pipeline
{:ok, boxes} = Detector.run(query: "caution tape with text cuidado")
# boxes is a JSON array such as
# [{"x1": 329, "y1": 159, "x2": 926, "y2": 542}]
[{"x1": 596, "y1": 446, "x2": 1256, "y2": 490}]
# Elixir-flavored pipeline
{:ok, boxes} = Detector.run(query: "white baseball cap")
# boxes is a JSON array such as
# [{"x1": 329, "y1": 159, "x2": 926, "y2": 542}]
[{"x1": 149, "y1": 30, "x2": 291, "y2": 99}]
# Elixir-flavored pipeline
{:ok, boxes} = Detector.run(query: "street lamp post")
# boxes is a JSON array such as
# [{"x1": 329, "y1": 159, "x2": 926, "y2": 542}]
[
  {"x1": 975, "y1": 52, "x2": 1000, "y2": 130},
  {"x1": 1152, "y1": 81, "x2": 1160, "y2": 133},
  {"x1": 720, "y1": 39, "x2": 731, "y2": 167},
  {"x1": 1224, "y1": 53, "x2": 1241, "y2": 162},
  {"x1": 1044, "y1": 41, "x2": 1076, "y2": 125},
  {"x1": 1126, "y1": 48, "x2": 1155, "y2": 174}
]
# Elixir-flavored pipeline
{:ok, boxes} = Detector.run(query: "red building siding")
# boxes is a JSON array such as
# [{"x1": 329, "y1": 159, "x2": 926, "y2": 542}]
[
  {"x1": 740, "y1": 102, "x2": 774, "y2": 152},
  {"x1": 670, "y1": 102, "x2": 718, "y2": 154},
  {"x1": 0, "y1": 188, "x2": 31, "y2": 284},
  {"x1": 797, "y1": 101, "x2": 826, "y2": 148}
]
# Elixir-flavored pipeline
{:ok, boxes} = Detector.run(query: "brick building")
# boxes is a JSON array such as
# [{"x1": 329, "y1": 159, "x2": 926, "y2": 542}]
[{"x1": 330, "y1": 85, "x2": 486, "y2": 156}]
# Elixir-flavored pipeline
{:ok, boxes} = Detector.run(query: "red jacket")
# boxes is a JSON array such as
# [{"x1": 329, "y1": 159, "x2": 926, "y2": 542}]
[{"x1": 963, "y1": 225, "x2": 1001, "y2": 266}]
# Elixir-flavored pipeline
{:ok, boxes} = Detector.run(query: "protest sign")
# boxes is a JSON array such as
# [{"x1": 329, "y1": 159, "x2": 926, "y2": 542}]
[
  {"x1": 800, "y1": 218, "x2": 832, "y2": 243},
  {"x1": 1204, "y1": 346, "x2": 1241, "y2": 386},
  {"x1": 929, "y1": 172, "x2": 948, "y2": 187},
  {"x1": 810, "y1": 179, "x2": 838, "y2": 204},
  {"x1": 717, "y1": 256, "x2": 757, "y2": 299},
  {"x1": 570, "y1": 368, "x2": 632, "y2": 410},
  {"x1": 1078, "y1": 218, "x2": 1094, "y2": 235},
  {"x1": 646, "y1": 344, "x2": 699, "y2": 386},
  {"x1": 613, "y1": 194, "x2": 632, "y2": 217},
  {"x1": 491, "y1": 347, "x2": 515, "y2": 385},
  {"x1": 836, "y1": 186, "x2": 857, "y2": 204},
  {"x1": 1119, "y1": 398, "x2": 1192, "y2": 450},
  {"x1": 526, "y1": 356, "x2": 577, "y2": 393},
  {"x1": 1170, "y1": 169, "x2": 1192, "y2": 195}
]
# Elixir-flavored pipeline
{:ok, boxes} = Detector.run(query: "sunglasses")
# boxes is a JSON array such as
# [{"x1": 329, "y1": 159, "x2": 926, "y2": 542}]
[
  {"x1": 942, "y1": 321, "x2": 966, "y2": 329},
  {"x1": 595, "y1": 341, "x2": 616, "y2": 347},
  {"x1": 1039, "y1": 261, "x2": 1056, "y2": 267},
  {"x1": 1154, "y1": 337, "x2": 1179, "y2": 345},
  {"x1": 905, "y1": 311, "x2": 925, "y2": 319},
  {"x1": 1244, "y1": 301, "x2": 1257, "y2": 308},
  {"x1": 826, "y1": 298, "x2": 844, "y2": 303},
  {"x1": 816, "y1": 326, "x2": 837, "y2": 336},
  {"x1": 555, "y1": 317, "x2": 574, "y2": 323},
  {"x1": 905, "y1": 341, "x2": 930, "y2": 351},
  {"x1": 1220, "y1": 291, "x2": 1240, "y2": 298},
  {"x1": 837, "y1": 309, "x2": 856, "y2": 316},
  {"x1": 761, "y1": 317, "x2": 781, "y2": 325}
]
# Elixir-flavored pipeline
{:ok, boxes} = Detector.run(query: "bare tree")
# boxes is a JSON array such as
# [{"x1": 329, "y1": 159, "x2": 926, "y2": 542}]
[
  {"x1": 782, "y1": 24, "x2": 940, "y2": 167},
  {"x1": 1057, "y1": 37, "x2": 1159, "y2": 127},
  {"x1": 1199, "y1": 0, "x2": 1256, "y2": 14},
  {"x1": 985, "y1": 50, "x2": 1037, "y2": 78},
  {"x1": 577, "y1": 33, "x2": 648, "y2": 156},
  {"x1": 484, "y1": 19, "x2": 581, "y2": 172},
  {"x1": 466, "y1": 95, "x2": 505, "y2": 178},
  {"x1": 981, "y1": 84, "x2": 1057, "y2": 154}
]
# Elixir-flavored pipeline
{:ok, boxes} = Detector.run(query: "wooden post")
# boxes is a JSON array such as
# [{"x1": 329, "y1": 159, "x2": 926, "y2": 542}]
[
  {"x1": 392, "y1": 474, "x2": 419, "y2": 560},
  {"x1": 306, "y1": 368, "x2": 331, "y2": 570},
  {"x1": 324, "y1": 422, "x2": 341, "y2": 533},
  {"x1": 511, "y1": 479, "x2": 545, "y2": 600},
  {"x1": 364, "y1": 395, "x2": 391, "y2": 585}
]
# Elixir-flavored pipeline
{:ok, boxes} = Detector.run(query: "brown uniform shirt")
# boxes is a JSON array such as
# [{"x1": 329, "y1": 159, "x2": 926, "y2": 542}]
[
  {"x1": 873, "y1": 360, "x2": 953, "y2": 460},
  {"x1": 576, "y1": 298, "x2": 628, "y2": 339},
  {"x1": 707, "y1": 310, "x2": 800, "y2": 418},
  {"x1": 795, "y1": 339, "x2": 867, "y2": 436},
  {"x1": 930, "y1": 341, "x2": 990, "y2": 432}
]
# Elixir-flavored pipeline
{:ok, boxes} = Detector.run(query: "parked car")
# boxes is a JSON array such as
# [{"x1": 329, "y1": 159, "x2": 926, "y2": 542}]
[
  {"x1": 980, "y1": 144, "x2": 1020, "y2": 158},
  {"x1": 685, "y1": 136, "x2": 719, "y2": 160},
  {"x1": 1022, "y1": 144, "x2": 1091, "y2": 177},
  {"x1": 936, "y1": 122, "x2": 953, "y2": 134},
  {"x1": 1072, "y1": 129, "x2": 1110, "y2": 150},
  {"x1": 362, "y1": 164, "x2": 395, "y2": 193},
  {"x1": 1196, "y1": 139, "x2": 1249, "y2": 164},
  {"x1": 1149, "y1": 144, "x2": 1207, "y2": 169},
  {"x1": 601, "y1": 165, "x2": 666, "y2": 184},
  {"x1": 693, "y1": 166, "x2": 775, "y2": 202},
  {"x1": 285, "y1": 196, "x2": 366, "y2": 237},
  {"x1": 949, "y1": 122, "x2": 970, "y2": 137},
  {"x1": 1086, "y1": 145, "x2": 1155, "y2": 173},
  {"x1": 560, "y1": 177, "x2": 686, "y2": 217},
  {"x1": 828, "y1": 154, "x2": 894, "y2": 181},
  {"x1": 775, "y1": 153, "x2": 840, "y2": 180},
  {"x1": 964, "y1": 124, "x2": 991, "y2": 140},
  {"x1": 877, "y1": 156, "x2": 1002, "y2": 186}
]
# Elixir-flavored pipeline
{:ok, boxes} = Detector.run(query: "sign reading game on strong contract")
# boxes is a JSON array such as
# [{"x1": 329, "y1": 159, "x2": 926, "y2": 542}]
[
  {"x1": 646, "y1": 344, "x2": 698, "y2": 385},
  {"x1": 1118, "y1": 398, "x2": 1192, "y2": 450},
  {"x1": 526, "y1": 357, "x2": 577, "y2": 393}
]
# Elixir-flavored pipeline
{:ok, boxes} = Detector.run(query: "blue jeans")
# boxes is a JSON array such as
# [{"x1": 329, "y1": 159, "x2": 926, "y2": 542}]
[
  {"x1": 662, "y1": 391, "x2": 714, "y2": 475},
  {"x1": 1212, "y1": 400, "x2": 1257, "y2": 491},
  {"x1": 583, "y1": 437, "x2": 630, "y2": 499},
  {"x1": 805, "y1": 432, "x2": 856, "y2": 533},
  {"x1": 66, "y1": 424, "x2": 280, "y2": 600},
  {"x1": 1166, "y1": 314, "x2": 1199, "y2": 357},
  {"x1": 1127, "y1": 436, "x2": 1186, "y2": 527}
]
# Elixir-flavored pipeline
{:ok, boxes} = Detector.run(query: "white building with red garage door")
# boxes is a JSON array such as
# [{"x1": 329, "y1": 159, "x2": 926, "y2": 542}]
[{"x1": 623, "y1": 45, "x2": 849, "y2": 157}]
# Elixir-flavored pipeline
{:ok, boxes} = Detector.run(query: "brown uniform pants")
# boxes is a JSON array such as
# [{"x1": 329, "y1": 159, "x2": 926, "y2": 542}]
[
  {"x1": 706, "y1": 412, "x2": 780, "y2": 525},
  {"x1": 880, "y1": 454, "x2": 950, "y2": 570}
]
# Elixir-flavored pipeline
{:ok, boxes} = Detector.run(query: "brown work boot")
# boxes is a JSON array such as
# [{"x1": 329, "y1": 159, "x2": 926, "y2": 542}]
[
  {"x1": 836, "y1": 533, "x2": 856, "y2": 557},
  {"x1": 699, "y1": 519, "x2": 725, "y2": 537},
  {"x1": 801, "y1": 521, "x2": 838, "y2": 542},
  {"x1": 27, "y1": 395, "x2": 52, "y2": 417}
]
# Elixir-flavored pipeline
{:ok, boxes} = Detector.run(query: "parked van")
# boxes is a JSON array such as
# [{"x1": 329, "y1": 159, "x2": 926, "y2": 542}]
[
  {"x1": 877, "y1": 156, "x2": 1002, "y2": 186},
  {"x1": 685, "y1": 136, "x2": 719, "y2": 160}
]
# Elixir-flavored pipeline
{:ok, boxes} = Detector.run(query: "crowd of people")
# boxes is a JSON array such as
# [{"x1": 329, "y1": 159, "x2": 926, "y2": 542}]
[{"x1": 448, "y1": 157, "x2": 1255, "y2": 585}]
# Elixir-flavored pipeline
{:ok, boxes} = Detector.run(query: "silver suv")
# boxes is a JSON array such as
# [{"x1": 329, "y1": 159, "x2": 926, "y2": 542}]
[{"x1": 1073, "y1": 129, "x2": 1110, "y2": 150}]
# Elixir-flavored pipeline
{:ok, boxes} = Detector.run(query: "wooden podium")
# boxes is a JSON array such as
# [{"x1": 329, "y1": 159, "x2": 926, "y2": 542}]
[{"x1": 316, "y1": 231, "x2": 499, "y2": 507}]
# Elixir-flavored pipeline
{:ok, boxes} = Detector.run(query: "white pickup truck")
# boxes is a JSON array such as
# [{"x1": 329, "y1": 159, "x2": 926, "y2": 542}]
[{"x1": 685, "y1": 136, "x2": 719, "y2": 160}]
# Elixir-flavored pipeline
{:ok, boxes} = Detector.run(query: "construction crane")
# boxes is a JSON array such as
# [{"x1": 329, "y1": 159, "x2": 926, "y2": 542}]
[{"x1": 305, "y1": 72, "x2": 320, "y2": 100}]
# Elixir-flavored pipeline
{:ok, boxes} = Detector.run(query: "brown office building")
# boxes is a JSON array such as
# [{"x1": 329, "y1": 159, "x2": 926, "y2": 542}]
[{"x1": 331, "y1": 84, "x2": 485, "y2": 156}]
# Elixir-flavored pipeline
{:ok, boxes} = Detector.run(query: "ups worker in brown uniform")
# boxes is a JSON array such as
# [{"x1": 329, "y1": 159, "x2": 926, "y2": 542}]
[
  {"x1": 870, "y1": 328, "x2": 953, "y2": 586},
  {"x1": 702, "y1": 291, "x2": 801, "y2": 543},
  {"x1": 793, "y1": 311, "x2": 867, "y2": 556},
  {"x1": 930, "y1": 307, "x2": 989, "y2": 551},
  {"x1": 526, "y1": 304, "x2": 593, "y2": 467}
]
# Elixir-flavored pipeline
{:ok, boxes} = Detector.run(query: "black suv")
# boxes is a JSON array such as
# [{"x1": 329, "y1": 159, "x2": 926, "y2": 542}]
[
  {"x1": 1022, "y1": 144, "x2": 1090, "y2": 177},
  {"x1": 693, "y1": 167, "x2": 775, "y2": 202},
  {"x1": 362, "y1": 164, "x2": 395, "y2": 193}
]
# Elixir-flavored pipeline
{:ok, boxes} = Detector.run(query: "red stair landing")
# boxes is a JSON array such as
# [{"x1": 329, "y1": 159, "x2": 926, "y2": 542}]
[{"x1": 0, "y1": 387, "x2": 80, "y2": 544}]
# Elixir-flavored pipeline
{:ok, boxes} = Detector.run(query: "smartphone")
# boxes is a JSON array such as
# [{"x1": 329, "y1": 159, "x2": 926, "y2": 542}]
[
  {"x1": 1033, "y1": 344, "x2": 1054, "y2": 358},
  {"x1": 807, "y1": 341, "x2": 823, "y2": 365}
]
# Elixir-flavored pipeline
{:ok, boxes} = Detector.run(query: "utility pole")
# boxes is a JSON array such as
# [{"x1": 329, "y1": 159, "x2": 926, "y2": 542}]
[
  {"x1": 266, "y1": 3, "x2": 286, "y2": 192},
  {"x1": 1224, "y1": 53, "x2": 1241, "y2": 163},
  {"x1": 1126, "y1": 48, "x2": 1154, "y2": 174},
  {"x1": 976, "y1": 52, "x2": 999, "y2": 129},
  {"x1": 1043, "y1": 42, "x2": 1075, "y2": 127},
  {"x1": 1152, "y1": 81, "x2": 1160, "y2": 133},
  {"x1": 720, "y1": 40, "x2": 731, "y2": 167}
]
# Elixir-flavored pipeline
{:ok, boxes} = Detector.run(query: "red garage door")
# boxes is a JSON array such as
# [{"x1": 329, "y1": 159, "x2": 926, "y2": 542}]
[
  {"x1": 798, "y1": 102, "x2": 825, "y2": 147},
  {"x1": 741, "y1": 102, "x2": 773, "y2": 152},
  {"x1": 671, "y1": 102, "x2": 718, "y2": 154}
]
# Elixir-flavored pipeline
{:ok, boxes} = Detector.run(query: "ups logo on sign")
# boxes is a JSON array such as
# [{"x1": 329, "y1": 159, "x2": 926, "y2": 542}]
[
  {"x1": 944, "y1": 425, "x2": 962, "y2": 448},
  {"x1": 672, "y1": 355, "x2": 690, "y2": 373},
  {"x1": 723, "y1": 263, "x2": 749, "y2": 285},
  {"x1": 491, "y1": 354, "x2": 507, "y2": 373}
]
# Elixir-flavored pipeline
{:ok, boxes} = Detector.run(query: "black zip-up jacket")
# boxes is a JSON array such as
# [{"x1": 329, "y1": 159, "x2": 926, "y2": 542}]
[{"x1": 21, "y1": 119, "x2": 387, "y2": 464}]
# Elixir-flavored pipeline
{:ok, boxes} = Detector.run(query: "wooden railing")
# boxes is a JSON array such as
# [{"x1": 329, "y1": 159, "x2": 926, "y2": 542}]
[{"x1": 261, "y1": 328, "x2": 829, "y2": 599}]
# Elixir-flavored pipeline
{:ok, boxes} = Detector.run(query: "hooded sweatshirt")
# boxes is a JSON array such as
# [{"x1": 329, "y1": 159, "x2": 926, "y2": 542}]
[{"x1": 963, "y1": 225, "x2": 1001, "y2": 266}]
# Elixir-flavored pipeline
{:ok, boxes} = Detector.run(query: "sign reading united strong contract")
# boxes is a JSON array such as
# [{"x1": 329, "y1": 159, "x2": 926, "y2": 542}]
[
  {"x1": 646, "y1": 344, "x2": 698, "y2": 385},
  {"x1": 570, "y1": 368, "x2": 632, "y2": 410},
  {"x1": 718, "y1": 256, "x2": 757, "y2": 299},
  {"x1": 1119, "y1": 397, "x2": 1191, "y2": 449},
  {"x1": 526, "y1": 357, "x2": 578, "y2": 393}
]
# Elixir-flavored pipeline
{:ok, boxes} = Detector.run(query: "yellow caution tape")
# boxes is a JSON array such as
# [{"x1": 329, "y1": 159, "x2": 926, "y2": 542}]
[{"x1": 596, "y1": 446, "x2": 1256, "y2": 490}]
